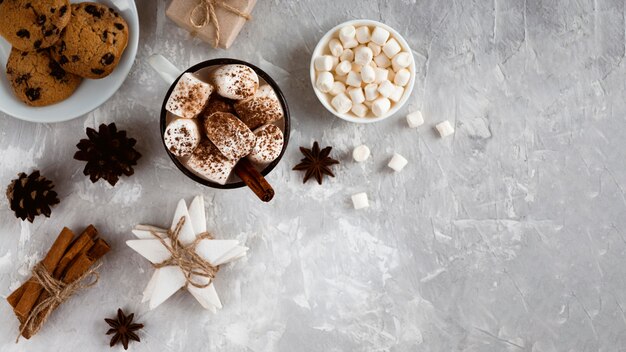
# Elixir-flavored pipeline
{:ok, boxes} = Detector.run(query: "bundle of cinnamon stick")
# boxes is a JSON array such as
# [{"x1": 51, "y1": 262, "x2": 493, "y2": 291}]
[{"x1": 6, "y1": 225, "x2": 110, "y2": 340}]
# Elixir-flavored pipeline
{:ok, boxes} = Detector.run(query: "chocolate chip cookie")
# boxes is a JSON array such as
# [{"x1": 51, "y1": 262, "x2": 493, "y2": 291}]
[
  {"x1": 0, "y1": 0, "x2": 71, "y2": 51},
  {"x1": 50, "y1": 2, "x2": 128, "y2": 79},
  {"x1": 6, "y1": 48, "x2": 82, "y2": 106}
]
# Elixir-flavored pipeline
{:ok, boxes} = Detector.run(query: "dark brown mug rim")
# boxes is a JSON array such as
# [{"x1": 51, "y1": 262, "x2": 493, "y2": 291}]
[{"x1": 159, "y1": 58, "x2": 291, "y2": 189}]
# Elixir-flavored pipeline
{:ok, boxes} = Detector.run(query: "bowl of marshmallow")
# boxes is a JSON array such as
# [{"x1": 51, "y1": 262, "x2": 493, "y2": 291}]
[
  {"x1": 153, "y1": 57, "x2": 289, "y2": 194},
  {"x1": 310, "y1": 19, "x2": 416, "y2": 123}
]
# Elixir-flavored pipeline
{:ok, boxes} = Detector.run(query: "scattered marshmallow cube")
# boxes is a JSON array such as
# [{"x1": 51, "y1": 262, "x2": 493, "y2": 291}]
[
  {"x1": 364, "y1": 83, "x2": 379, "y2": 101},
  {"x1": 354, "y1": 46, "x2": 374, "y2": 66},
  {"x1": 372, "y1": 97, "x2": 391, "y2": 117},
  {"x1": 351, "y1": 192, "x2": 370, "y2": 210},
  {"x1": 329, "y1": 38, "x2": 344, "y2": 57},
  {"x1": 377, "y1": 80, "x2": 395, "y2": 98},
  {"x1": 389, "y1": 85, "x2": 404, "y2": 103},
  {"x1": 394, "y1": 68, "x2": 411, "y2": 87},
  {"x1": 368, "y1": 42, "x2": 382, "y2": 56},
  {"x1": 316, "y1": 72, "x2": 334, "y2": 93},
  {"x1": 329, "y1": 81, "x2": 346, "y2": 96},
  {"x1": 374, "y1": 54, "x2": 391, "y2": 68},
  {"x1": 356, "y1": 26, "x2": 371, "y2": 43},
  {"x1": 335, "y1": 61, "x2": 352, "y2": 76},
  {"x1": 346, "y1": 71, "x2": 362, "y2": 87},
  {"x1": 374, "y1": 67, "x2": 389, "y2": 83},
  {"x1": 383, "y1": 38, "x2": 402, "y2": 58},
  {"x1": 315, "y1": 55, "x2": 335, "y2": 72},
  {"x1": 436, "y1": 120, "x2": 455, "y2": 138},
  {"x1": 351, "y1": 103, "x2": 368, "y2": 117},
  {"x1": 360, "y1": 65, "x2": 376, "y2": 84},
  {"x1": 406, "y1": 111, "x2": 424, "y2": 128},
  {"x1": 388, "y1": 153, "x2": 408, "y2": 172},
  {"x1": 371, "y1": 26, "x2": 390, "y2": 45},
  {"x1": 392, "y1": 52, "x2": 412, "y2": 72},
  {"x1": 352, "y1": 144, "x2": 370, "y2": 162},
  {"x1": 340, "y1": 49, "x2": 354, "y2": 62},
  {"x1": 331, "y1": 93, "x2": 352, "y2": 114},
  {"x1": 347, "y1": 87, "x2": 365, "y2": 104}
]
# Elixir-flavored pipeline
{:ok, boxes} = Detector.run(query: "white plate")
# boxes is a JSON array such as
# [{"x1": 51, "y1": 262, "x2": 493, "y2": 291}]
[
  {"x1": 0, "y1": 0, "x2": 139, "y2": 123},
  {"x1": 310, "y1": 19, "x2": 416, "y2": 124}
]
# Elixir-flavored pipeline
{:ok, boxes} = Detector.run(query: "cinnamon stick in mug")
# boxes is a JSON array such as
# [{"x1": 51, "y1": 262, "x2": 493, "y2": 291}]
[{"x1": 234, "y1": 158, "x2": 274, "y2": 202}]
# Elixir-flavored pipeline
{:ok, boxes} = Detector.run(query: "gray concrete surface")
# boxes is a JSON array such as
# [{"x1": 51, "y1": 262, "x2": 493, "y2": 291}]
[{"x1": 2, "y1": 0, "x2": 626, "y2": 350}]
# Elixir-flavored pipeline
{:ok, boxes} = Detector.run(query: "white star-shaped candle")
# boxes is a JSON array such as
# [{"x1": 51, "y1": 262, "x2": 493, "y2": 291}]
[{"x1": 126, "y1": 196, "x2": 247, "y2": 312}]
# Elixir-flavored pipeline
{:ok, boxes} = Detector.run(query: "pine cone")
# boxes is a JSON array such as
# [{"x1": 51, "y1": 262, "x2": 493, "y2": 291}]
[
  {"x1": 6, "y1": 170, "x2": 60, "y2": 223},
  {"x1": 74, "y1": 123, "x2": 142, "y2": 186}
]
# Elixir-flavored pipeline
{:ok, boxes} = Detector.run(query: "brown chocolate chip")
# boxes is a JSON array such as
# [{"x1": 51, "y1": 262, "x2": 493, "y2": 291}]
[
  {"x1": 50, "y1": 7, "x2": 55, "y2": 13},
  {"x1": 71, "y1": 55, "x2": 80, "y2": 62},
  {"x1": 44, "y1": 29, "x2": 54, "y2": 37},
  {"x1": 48, "y1": 60, "x2": 66, "y2": 80},
  {"x1": 58, "y1": 55, "x2": 68, "y2": 64},
  {"x1": 36, "y1": 15, "x2": 46, "y2": 25},
  {"x1": 25, "y1": 88, "x2": 41, "y2": 102},
  {"x1": 114, "y1": 23, "x2": 124, "y2": 30},
  {"x1": 16, "y1": 29, "x2": 30, "y2": 39},
  {"x1": 0, "y1": 0, "x2": 4, "y2": 5},
  {"x1": 24, "y1": 3, "x2": 31, "y2": 9},
  {"x1": 57, "y1": 41, "x2": 66, "y2": 54},
  {"x1": 15, "y1": 73, "x2": 30, "y2": 84},
  {"x1": 101, "y1": 30, "x2": 108, "y2": 42},
  {"x1": 34, "y1": 40, "x2": 42, "y2": 49},
  {"x1": 91, "y1": 68, "x2": 105, "y2": 75},
  {"x1": 100, "y1": 53, "x2": 115, "y2": 65},
  {"x1": 59, "y1": 5, "x2": 67, "y2": 16},
  {"x1": 85, "y1": 4, "x2": 103, "y2": 18}
]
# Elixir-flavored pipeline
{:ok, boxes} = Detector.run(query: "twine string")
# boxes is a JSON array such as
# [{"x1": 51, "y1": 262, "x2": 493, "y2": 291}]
[{"x1": 189, "y1": 0, "x2": 252, "y2": 47}]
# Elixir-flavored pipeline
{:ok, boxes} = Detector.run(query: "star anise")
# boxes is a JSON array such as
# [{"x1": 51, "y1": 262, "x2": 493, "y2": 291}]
[
  {"x1": 293, "y1": 141, "x2": 339, "y2": 185},
  {"x1": 105, "y1": 308, "x2": 144, "y2": 350}
]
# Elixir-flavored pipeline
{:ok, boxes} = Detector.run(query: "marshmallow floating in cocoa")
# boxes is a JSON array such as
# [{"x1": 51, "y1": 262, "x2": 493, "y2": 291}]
[
  {"x1": 247, "y1": 124, "x2": 284, "y2": 164},
  {"x1": 234, "y1": 84, "x2": 284, "y2": 130},
  {"x1": 204, "y1": 112, "x2": 256, "y2": 160},
  {"x1": 164, "y1": 118, "x2": 202, "y2": 157},
  {"x1": 166, "y1": 73, "x2": 214, "y2": 119},
  {"x1": 212, "y1": 64, "x2": 259, "y2": 100},
  {"x1": 186, "y1": 140, "x2": 237, "y2": 185}
]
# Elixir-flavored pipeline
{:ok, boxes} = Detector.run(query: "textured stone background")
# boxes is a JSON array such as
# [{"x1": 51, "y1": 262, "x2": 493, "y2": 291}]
[{"x1": 2, "y1": 0, "x2": 626, "y2": 350}]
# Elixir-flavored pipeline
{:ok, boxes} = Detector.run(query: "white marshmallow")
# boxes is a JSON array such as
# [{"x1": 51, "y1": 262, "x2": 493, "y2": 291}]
[
  {"x1": 335, "y1": 61, "x2": 352, "y2": 76},
  {"x1": 339, "y1": 25, "x2": 356, "y2": 42},
  {"x1": 316, "y1": 72, "x2": 334, "y2": 93},
  {"x1": 389, "y1": 85, "x2": 404, "y2": 103},
  {"x1": 329, "y1": 81, "x2": 346, "y2": 96},
  {"x1": 187, "y1": 141, "x2": 237, "y2": 185},
  {"x1": 342, "y1": 37, "x2": 359, "y2": 49},
  {"x1": 347, "y1": 87, "x2": 365, "y2": 104},
  {"x1": 392, "y1": 52, "x2": 412, "y2": 71},
  {"x1": 364, "y1": 83, "x2": 379, "y2": 101},
  {"x1": 355, "y1": 26, "x2": 371, "y2": 44},
  {"x1": 352, "y1": 145, "x2": 370, "y2": 162},
  {"x1": 371, "y1": 26, "x2": 390, "y2": 45},
  {"x1": 371, "y1": 97, "x2": 391, "y2": 117},
  {"x1": 377, "y1": 80, "x2": 395, "y2": 98},
  {"x1": 212, "y1": 64, "x2": 258, "y2": 100},
  {"x1": 351, "y1": 103, "x2": 368, "y2": 118},
  {"x1": 315, "y1": 55, "x2": 335, "y2": 72},
  {"x1": 383, "y1": 38, "x2": 402, "y2": 58},
  {"x1": 163, "y1": 118, "x2": 202, "y2": 157},
  {"x1": 352, "y1": 63, "x2": 363, "y2": 73},
  {"x1": 374, "y1": 54, "x2": 391, "y2": 68},
  {"x1": 328, "y1": 38, "x2": 344, "y2": 57},
  {"x1": 436, "y1": 120, "x2": 455, "y2": 138},
  {"x1": 331, "y1": 93, "x2": 352, "y2": 114},
  {"x1": 247, "y1": 124, "x2": 284, "y2": 164},
  {"x1": 339, "y1": 48, "x2": 354, "y2": 62},
  {"x1": 166, "y1": 73, "x2": 213, "y2": 119},
  {"x1": 354, "y1": 46, "x2": 374, "y2": 66},
  {"x1": 374, "y1": 67, "x2": 389, "y2": 83},
  {"x1": 346, "y1": 71, "x2": 362, "y2": 87},
  {"x1": 360, "y1": 65, "x2": 376, "y2": 84},
  {"x1": 394, "y1": 68, "x2": 411, "y2": 86},
  {"x1": 387, "y1": 69, "x2": 395, "y2": 82},
  {"x1": 388, "y1": 153, "x2": 408, "y2": 172},
  {"x1": 367, "y1": 42, "x2": 382, "y2": 56},
  {"x1": 351, "y1": 192, "x2": 369, "y2": 209},
  {"x1": 406, "y1": 111, "x2": 424, "y2": 128}
]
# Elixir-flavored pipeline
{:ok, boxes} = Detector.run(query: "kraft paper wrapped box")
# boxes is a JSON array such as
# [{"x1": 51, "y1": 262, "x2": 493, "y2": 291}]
[{"x1": 166, "y1": 0, "x2": 257, "y2": 49}]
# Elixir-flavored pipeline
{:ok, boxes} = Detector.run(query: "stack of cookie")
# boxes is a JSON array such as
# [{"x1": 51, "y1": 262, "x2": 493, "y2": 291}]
[{"x1": 0, "y1": 1, "x2": 129, "y2": 106}]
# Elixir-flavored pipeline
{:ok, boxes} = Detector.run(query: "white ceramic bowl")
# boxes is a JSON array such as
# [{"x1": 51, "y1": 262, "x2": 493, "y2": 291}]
[
  {"x1": 0, "y1": 0, "x2": 139, "y2": 123},
  {"x1": 310, "y1": 19, "x2": 416, "y2": 124}
]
